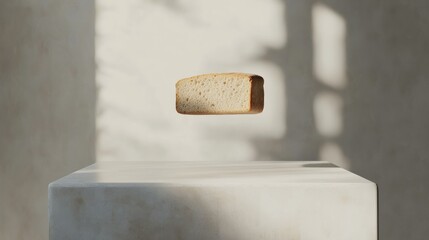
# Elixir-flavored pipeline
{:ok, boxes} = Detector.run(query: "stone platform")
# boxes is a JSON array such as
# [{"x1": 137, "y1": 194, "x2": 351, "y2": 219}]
[{"x1": 49, "y1": 161, "x2": 377, "y2": 240}]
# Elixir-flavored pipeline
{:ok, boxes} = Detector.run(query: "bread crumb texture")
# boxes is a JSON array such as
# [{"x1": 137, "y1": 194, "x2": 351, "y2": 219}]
[{"x1": 176, "y1": 73, "x2": 264, "y2": 115}]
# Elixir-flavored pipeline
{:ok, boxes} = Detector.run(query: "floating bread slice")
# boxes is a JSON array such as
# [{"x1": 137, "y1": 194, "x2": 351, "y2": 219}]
[{"x1": 176, "y1": 73, "x2": 264, "y2": 115}]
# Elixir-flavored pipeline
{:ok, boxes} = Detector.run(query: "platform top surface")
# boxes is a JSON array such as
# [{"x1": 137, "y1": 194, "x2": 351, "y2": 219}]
[{"x1": 50, "y1": 161, "x2": 373, "y2": 186}]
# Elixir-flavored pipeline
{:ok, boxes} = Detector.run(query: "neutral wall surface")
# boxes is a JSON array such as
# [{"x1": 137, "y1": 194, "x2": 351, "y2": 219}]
[
  {"x1": 0, "y1": 1, "x2": 95, "y2": 239},
  {"x1": 96, "y1": 0, "x2": 287, "y2": 163},
  {"x1": 97, "y1": 1, "x2": 429, "y2": 240},
  {"x1": 255, "y1": 1, "x2": 429, "y2": 239},
  {"x1": 1, "y1": 0, "x2": 428, "y2": 240}
]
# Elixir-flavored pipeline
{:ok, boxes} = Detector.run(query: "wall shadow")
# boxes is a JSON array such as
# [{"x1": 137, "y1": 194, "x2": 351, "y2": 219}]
[
  {"x1": 253, "y1": 0, "x2": 429, "y2": 240},
  {"x1": 0, "y1": 1, "x2": 96, "y2": 240},
  {"x1": 254, "y1": 0, "x2": 322, "y2": 161}
]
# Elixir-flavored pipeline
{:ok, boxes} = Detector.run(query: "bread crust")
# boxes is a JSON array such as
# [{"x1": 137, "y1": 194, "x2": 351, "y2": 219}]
[{"x1": 249, "y1": 75, "x2": 264, "y2": 113}]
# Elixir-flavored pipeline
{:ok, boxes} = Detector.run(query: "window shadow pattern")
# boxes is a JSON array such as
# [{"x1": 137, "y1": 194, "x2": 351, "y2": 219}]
[{"x1": 252, "y1": 1, "x2": 429, "y2": 240}]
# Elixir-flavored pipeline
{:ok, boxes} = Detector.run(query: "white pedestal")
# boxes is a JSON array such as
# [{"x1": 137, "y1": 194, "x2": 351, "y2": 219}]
[{"x1": 49, "y1": 161, "x2": 377, "y2": 240}]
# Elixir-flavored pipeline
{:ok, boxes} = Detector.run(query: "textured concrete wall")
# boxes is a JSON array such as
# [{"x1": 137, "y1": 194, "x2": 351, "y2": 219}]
[
  {"x1": 1, "y1": 0, "x2": 428, "y2": 239},
  {"x1": 96, "y1": 0, "x2": 287, "y2": 163},
  {"x1": 257, "y1": 1, "x2": 429, "y2": 239},
  {"x1": 96, "y1": 1, "x2": 429, "y2": 240},
  {"x1": 0, "y1": 1, "x2": 95, "y2": 239}
]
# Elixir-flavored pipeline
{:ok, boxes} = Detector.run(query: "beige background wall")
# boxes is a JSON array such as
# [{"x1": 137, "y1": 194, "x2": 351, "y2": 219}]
[
  {"x1": 96, "y1": 0, "x2": 288, "y2": 163},
  {"x1": 0, "y1": 1, "x2": 95, "y2": 239},
  {"x1": 1, "y1": 1, "x2": 428, "y2": 240},
  {"x1": 96, "y1": 1, "x2": 429, "y2": 240}
]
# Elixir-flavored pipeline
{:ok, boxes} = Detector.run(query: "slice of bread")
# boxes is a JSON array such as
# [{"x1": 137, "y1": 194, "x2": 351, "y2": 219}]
[{"x1": 176, "y1": 73, "x2": 264, "y2": 115}]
